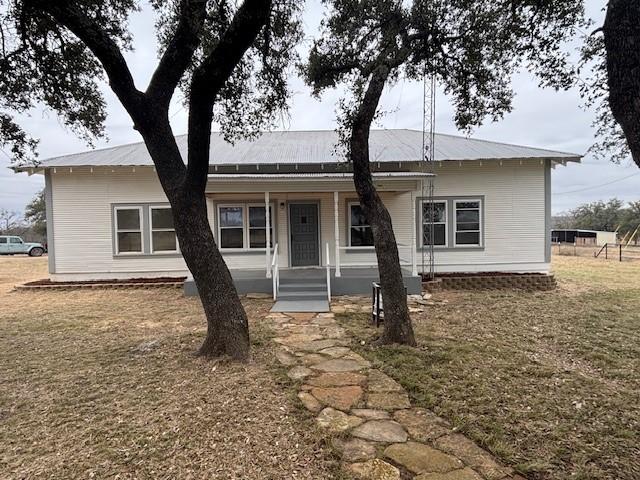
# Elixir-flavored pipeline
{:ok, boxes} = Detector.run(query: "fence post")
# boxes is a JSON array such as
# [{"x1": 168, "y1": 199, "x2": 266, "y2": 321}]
[
  {"x1": 620, "y1": 243, "x2": 622, "y2": 262},
  {"x1": 605, "y1": 243, "x2": 608, "y2": 259}
]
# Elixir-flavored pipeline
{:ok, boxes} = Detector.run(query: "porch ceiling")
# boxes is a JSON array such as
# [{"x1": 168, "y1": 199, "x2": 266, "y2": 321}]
[{"x1": 206, "y1": 171, "x2": 433, "y2": 193}]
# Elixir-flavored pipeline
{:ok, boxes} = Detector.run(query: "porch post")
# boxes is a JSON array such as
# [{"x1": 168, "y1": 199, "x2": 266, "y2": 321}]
[
  {"x1": 265, "y1": 191, "x2": 271, "y2": 278},
  {"x1": 411, "y1": 192, "x2": 418, "y2": 276},
  {"x1": 334, "y1": 191, "x2": 341, "y2": 277}
]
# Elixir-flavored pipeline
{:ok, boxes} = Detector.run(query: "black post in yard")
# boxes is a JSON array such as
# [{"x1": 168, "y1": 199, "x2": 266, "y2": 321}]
[{"x1": 605, "y1": 243, "x2": 608, "y2": 259}]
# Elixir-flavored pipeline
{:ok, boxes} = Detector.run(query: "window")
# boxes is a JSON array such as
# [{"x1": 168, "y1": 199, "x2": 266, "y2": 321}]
[
  {"x1": 455, "y1": 200, "x2": 481, "y2": 246},
  {"x1": 219, "y1": 206, "x2": 244, "y2": 249},
  {"x1": 349, "y1": 203, "x2": 374, "y2": 247},
  {"x1": 150, "y1": 207, "x2": 178, "y2": 253},
  {"x1": 9, "y1": 237, "x2": 23, "y2": 244},
  {"x1": 248, "y1": 205, "x2": 273, "y2": 249},
  {"x1": 218, "y1": 204, "x2": 273, "y2": 249},
  {"x1": 0, "y1": 237, "x2": 7, "y2": 244},
  {"x1": 115, "y1": 207, "x2": 143, "y2": 254},
  {"x1": 421, "y1": 201, "x2": 447, "y2": 247}
]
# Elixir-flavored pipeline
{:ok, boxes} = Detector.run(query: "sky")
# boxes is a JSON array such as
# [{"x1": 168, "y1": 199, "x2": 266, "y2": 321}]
[{"x1": 1, "y1": 0, "x2": 638, "y2": 216}]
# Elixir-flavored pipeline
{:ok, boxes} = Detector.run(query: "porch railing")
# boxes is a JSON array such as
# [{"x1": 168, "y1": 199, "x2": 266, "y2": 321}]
[
  {"x1": 325, "y1": 242, "x2": 331, "y2": 302},
  {"x1": 334, "y1": 242, "x2": 417, "y2": 276},
  {"x1": 271, "y1": 243, "x2": 280, "y2": 301}
]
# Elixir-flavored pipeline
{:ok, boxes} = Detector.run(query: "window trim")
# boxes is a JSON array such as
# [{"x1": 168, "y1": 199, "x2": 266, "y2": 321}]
[
  {"x1": 149, "y1": 205, "x2": 179, "y2": 254},
  {"x1": 217, "y1": 202, "x2": 275, "y2": 251},
  {"x1": 114, "y1": 206, "x2": 144, "y2": 255},
  {"x1": 347, "y1": 201, "x2": 375, "y2": 248},
  {"x1": 420, "y1": 200, "x2": 448, "y2": 248},
  {"x1": 453, "y1": 198, "x2": 482, "y2": 247}
]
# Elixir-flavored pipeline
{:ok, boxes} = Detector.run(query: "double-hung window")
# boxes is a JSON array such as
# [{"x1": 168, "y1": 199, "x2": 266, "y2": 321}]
[
  {"x1": 150, "y1": 206, "x2": 178, "y2": 253},
  {"x1": 349, "y1": 203, "x2": 374, "y2": 247},
  {"x1": 421, "y1": 201, "x2": 447, "y2": 247},
  {"x1": 218, "y1": 204, "x2": 273, "y2": 250},
  {"x1": 219, "y1": 206, "x2": 245, "y2": 249},
  {"x1": 248, "y1": 205, "x2": 273, "y2": 249},
  {"x1": 454, "y1": 200, "x2": 482, "y2": 246},
  {"x1": 115, "y1": 207, "x2": 143, "y2": 254}
]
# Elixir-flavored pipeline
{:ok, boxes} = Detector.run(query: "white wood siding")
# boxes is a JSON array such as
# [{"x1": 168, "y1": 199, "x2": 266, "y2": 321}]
[
  {"x1": 48, "y1": 160, "x2": 548, "y2": 280},
  {"x1": 50, "y1": 169, "x2": 189, "y2": 280},
  {"x1": 423, "y1": 161, "x2": 547, "y2": 272}
]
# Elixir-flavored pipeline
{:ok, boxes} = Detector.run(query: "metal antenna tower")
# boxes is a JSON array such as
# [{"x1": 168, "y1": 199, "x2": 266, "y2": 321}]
[{"x1": 421, "y1": 66, "x2": 436, "y2": 281}]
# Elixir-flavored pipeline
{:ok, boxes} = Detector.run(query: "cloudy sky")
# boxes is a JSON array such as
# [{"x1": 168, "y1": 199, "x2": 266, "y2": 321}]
[{"x1": 1, "y1": 0, "x2": 638, "y2": 216}]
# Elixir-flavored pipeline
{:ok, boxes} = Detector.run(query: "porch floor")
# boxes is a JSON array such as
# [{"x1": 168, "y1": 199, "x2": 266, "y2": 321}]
[{"x1": 183, "y1": 267, "x2": 421, "y2": 297}]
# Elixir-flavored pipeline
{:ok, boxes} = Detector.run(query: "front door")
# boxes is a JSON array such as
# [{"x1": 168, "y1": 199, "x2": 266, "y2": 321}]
[{"x1": 289, "y1": 203, "x2": 319, "y2": 266}]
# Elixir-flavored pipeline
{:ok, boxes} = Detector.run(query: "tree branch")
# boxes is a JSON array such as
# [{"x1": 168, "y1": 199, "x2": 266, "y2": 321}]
[
  {"x1": 146, "y1": 0, "x2": 207, "y2": 107},
  {"x1": 34, "y1": 1, "x2": 145, "y2": 122},
  {"x1": 185, "y1": 0, "x2": 271, "y2": 193}
]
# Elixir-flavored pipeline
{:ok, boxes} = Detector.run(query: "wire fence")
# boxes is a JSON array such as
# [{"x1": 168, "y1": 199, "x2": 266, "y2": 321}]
[{"x1": 555, "y1": 242, "x2": 640, "y2": 262}]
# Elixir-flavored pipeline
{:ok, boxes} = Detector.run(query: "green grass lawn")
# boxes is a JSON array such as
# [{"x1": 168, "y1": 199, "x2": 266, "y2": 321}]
[{"x1": 337, "y1": 255, "x2": 640, "y2": 480}]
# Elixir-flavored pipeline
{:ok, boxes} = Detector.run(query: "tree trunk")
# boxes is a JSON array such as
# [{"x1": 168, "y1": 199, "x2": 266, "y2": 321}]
[
  {"x1": 172, "y1": 191, "x2": 250, "y2": 360},
  {"x1": 603, "y1": 0, "x2": 640, "y2": 168},
  {"x1": 139, "y1": 119, "x2": 250, "y2": 361},
  {"x1": 349, "y1": 65, "x2": 416, "y2": 346}
]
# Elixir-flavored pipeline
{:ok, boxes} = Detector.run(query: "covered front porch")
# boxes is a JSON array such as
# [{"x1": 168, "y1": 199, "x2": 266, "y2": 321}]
[
  {"x1": 184, "y1": 171, "x2": 428, "y2": 299},
  {"x1": 184, "y1": 266, "x2": 422, "y2": 297}
]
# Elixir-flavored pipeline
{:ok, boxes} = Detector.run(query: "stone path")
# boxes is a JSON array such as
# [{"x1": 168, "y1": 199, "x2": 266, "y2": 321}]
[{"x1": 267, "y1": 310, "x2": 525, "y2": 480}]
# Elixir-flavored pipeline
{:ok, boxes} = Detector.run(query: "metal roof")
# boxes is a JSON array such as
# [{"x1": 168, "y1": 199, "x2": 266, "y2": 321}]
[{"x1": 27, "y1": 129, "x2": 582, "y2": 168}]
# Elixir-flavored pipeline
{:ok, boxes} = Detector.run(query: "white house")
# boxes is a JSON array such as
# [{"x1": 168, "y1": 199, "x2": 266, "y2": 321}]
[{"x1": 17, "y1": 129, "x2": 580, "y2": 297}]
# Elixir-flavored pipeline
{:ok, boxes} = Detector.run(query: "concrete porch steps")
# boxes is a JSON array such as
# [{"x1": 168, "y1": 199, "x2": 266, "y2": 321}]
[{"x1": 271, "y1": 276, "x2": 330, "y2": 313}]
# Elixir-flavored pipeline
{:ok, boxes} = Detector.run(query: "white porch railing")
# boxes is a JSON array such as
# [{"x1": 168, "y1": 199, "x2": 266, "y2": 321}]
[
  {"x1": 271, "y1": 243, "x2": 279, "y2": 301},
  {"x1": 325, "y1": 242, "x2": 331, "y2": 302},
  {"x1": 334, "y1": 242, "x2": 417, "y2": 275}
]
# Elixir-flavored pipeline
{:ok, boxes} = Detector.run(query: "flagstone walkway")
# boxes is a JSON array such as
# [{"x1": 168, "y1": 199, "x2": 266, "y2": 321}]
[{"x1": 267, "y1": 310, "x2": 526, "y2": 480}]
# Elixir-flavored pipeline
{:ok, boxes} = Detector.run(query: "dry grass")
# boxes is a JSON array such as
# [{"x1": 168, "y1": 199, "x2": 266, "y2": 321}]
[
  {"x1": 0, "y1": 257, "x2": 342, "y2": 479},
  {"x1": 337, "y1": 255, "x2": 640, "y2": 480}
]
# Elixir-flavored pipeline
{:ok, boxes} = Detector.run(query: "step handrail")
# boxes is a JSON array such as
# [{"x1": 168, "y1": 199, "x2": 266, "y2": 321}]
[
  {"x1": 271, "y1": 243, "x2": 279, "y2": 300},
  {"x1": 326, "y1": 242, "x2": 331, "y2": 302}
]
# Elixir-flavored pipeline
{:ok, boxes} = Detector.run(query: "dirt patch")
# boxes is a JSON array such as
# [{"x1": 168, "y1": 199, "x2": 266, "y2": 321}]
[{"x1": 0, "y1": 257, "x2": 342, "y2": 479}]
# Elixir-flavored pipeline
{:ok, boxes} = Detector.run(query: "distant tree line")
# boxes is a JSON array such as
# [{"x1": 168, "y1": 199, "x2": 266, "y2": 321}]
[
  {"x1": 553, "y1": 199, "x2": 640, "y2": 239},
  {"x1": 0, "y1": 189, "x2": 46, "y2": 243}
]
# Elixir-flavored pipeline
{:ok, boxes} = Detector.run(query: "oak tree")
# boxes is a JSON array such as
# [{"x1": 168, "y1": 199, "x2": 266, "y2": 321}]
[
  {"x1": 582, "y1": 1, "x2": 640, "y2": 167},
  {"x1": 0, "y1": 0, "x2": 301, "y2": 360},
  {"x1": 24, "y1": 189, "x2": 46, "y2": 239},
  {"x1": 304, "y1": 0, "x2": 585, "y2": 345}
]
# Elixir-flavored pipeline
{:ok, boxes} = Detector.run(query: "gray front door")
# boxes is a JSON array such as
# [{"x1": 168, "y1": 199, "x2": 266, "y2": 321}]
[{"x1": 290, "y1": 203, "x2": 319, "y2": 266}]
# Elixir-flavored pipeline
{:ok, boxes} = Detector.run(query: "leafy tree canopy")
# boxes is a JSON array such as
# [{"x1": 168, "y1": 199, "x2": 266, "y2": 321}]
[
  {"x1": 0, "y1": 0, "x2": 302, "y2": 165},
  {"x1": 582, "y1": 1, "x2": 640, "y2": 168},
  {"x1": 558, "y1": 198, "x2": 640, "y2": 236},
  {"x1": 570, "y1": 198, "x2": 624, "y2": 232},
  {"x1": 24, "y1": 188, "x2": 46, "y2": 237},
  {"x1": 304, "y1": 0, "x2": 587, "y2": 147}
]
